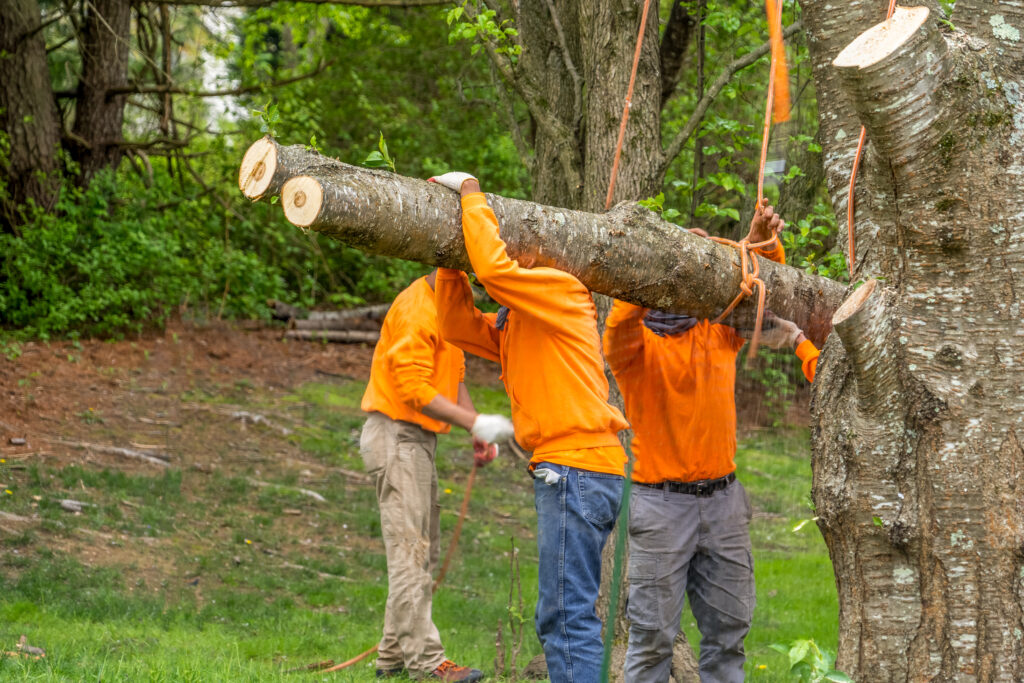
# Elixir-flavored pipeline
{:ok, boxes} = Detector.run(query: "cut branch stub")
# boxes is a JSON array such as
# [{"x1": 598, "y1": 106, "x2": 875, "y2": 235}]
[
  {"x1": 272, "y1": 154, "x2": 845, "y2": 346},
  {"x1": 832, "y1": 279, "x2": 899, "y2": 414},
  {"x1": 832, "y1": 7, "x2": 949, "y2": 171},
  {"x1": 239, "y1": 137, "x2": 326, "y2": 201}
]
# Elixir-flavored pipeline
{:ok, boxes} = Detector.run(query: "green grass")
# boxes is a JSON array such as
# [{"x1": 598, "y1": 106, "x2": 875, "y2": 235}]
[{"x1": 0, "y1": 379, "x2": 837, "y2": 681}]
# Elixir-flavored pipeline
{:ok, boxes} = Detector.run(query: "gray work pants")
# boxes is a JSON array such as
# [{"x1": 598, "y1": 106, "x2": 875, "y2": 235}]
[
  {"x1": 360, "y1": 412, "x2": 446, "y2": 675},
  {"x1": 624, "y1": 480, "x2": 755, "y2": 683}
]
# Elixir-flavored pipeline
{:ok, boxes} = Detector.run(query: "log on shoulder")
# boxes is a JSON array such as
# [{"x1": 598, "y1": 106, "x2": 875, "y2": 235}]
[{"x1": 240, "y1": 138, "x2": 846, "y2": 346}]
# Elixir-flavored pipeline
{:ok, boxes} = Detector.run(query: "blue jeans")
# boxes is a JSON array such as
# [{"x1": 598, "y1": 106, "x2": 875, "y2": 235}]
[{"x1": 533, "y1": 463, "x2": 624, "y2": 683}]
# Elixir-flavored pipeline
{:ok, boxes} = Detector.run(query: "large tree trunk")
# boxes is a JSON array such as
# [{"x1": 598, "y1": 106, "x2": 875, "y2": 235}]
[
  {"x1": 70, "y1": 0, "x2": 131, "y2": 184},
  {"x1": 803, "y1": 2, "x2": 1024, "y2": 678},
  {"x1": 0, "y1": 0, "x2": 61, "y2": 230},
  {"x1": 240, "y1": 140, "x2": 844, "y2": 346}
]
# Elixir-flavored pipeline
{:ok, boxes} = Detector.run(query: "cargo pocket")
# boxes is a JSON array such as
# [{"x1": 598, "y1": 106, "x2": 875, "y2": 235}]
[{"x1": 626, "y1": 551, "x2": 669, "y2": 630}]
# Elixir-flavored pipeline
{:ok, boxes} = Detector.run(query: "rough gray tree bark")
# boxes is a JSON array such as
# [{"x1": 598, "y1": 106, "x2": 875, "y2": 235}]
[
  {"x1": 239, "y1": 139, "x2": 844, "y2": 346},
  {"x1": 802, "y1": 2, "x2": 1024, "y2": 678},
  {"x1": 69, "y1": 0, "x2": 131, "y2": 184},
  {"x1": 0, "y1": 0, "x2": 61, "y2": 230}
]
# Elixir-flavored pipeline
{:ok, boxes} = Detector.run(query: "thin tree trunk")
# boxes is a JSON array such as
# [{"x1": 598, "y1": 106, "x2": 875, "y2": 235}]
[{"x1": 0, "y1": 0, "x2": 61, "y2": 229}]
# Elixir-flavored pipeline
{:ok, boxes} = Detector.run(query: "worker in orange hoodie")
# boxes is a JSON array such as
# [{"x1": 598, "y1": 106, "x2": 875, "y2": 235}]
[
  {"x1": 427, "y1": 171, "x2": 629, "y2": 683},
  {"x1": 360, "y1": 268, "x2": 515, "y2": 682},
  {"x1": 602, "y1": 207, "x2": 818, "y2": 683}
]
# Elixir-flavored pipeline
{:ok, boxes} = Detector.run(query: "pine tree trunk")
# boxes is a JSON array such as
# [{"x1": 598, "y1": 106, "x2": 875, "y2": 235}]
[
  {"x1": 0, "y1": 0, "x2": 61, "y2": 230},
  {"x1": 70, "y1": 0, "x2": 130, "y2": 184},
  {"x1": 803, "y1": 2, "x2": 1024, "y2": 678}
]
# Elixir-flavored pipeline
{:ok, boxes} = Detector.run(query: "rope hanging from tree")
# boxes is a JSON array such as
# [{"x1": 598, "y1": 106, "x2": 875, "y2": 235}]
[
  {"x1": 847, "y1": 0, "x2": 899, "y2": 270},
  {"x1": 707, "y1": 0, "x2": 790, "y2": 360},
  {"x1": 600, "y1": 2, "x2": 790, "y2": 680}
]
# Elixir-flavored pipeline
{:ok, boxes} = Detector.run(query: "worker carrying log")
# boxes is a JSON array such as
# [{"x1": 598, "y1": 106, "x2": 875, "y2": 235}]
[
  {"x1": 359, "y1": 269, "x2": 514, "y2": 682},
  {"x1": 602, "y1": 205, "x2": 818, "y2": 683},
  {"x1": 429, "y1": 170, "x2": 630, "y2": 683}
]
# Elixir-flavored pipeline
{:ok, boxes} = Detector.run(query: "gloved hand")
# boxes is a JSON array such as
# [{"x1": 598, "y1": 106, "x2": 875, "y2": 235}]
[
  {"x1": 470, "y1": 413, "x2": 515, "y2": 444},
  {"x1": 428, "y1": 172, "x2": 477, "y2": 192},
  {"x1": 759, "y1": 312, "x2": 803, "y2": 349},
  {"x1": 472, "y1": 438, "x2": 499, "y2": 467}
]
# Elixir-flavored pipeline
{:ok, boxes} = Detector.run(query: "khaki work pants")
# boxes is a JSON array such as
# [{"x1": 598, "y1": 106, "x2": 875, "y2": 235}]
[{"x1": 360, "y1": 412, "x2": 445, "y2": 675}]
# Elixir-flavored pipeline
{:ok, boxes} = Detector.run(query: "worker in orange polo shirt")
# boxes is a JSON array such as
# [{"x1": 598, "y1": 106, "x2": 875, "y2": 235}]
[
  {"x1": 603, "y1": 207, "x2": 817, "y2": 683},
  {"x1": 360, "y1": 268, "x2": 514, "y2": 682},
  {"x1": 427, "y1": 171, "x2": 629, "y2": 683}
]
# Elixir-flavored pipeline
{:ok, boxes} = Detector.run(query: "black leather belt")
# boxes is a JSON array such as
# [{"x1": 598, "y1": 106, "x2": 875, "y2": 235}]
[{"x1": 635, "y1": 472, "x2": 736, "y2": 497}]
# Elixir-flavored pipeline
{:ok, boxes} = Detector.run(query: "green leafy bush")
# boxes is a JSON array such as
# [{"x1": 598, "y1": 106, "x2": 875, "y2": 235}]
[{"x1": 0, "y1": 170, "x2": 287, "y2": 339}]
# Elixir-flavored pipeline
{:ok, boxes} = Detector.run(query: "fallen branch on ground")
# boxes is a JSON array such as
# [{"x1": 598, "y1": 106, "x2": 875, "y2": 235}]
[
  {"x1": 46, "y1": 439, "x2": 170, "y2": 467},
  {"x1": 247, "y1": 478, "x2": 326, "y2": 503},
  {"x1": 284, "y1": 330, "x2": 380, "y2": 344}
]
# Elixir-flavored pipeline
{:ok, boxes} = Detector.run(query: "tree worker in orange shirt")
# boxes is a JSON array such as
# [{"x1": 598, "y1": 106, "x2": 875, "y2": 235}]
[
  {"x1": 602, "y1": 205, "x2": 818, "y2": 683},
  {"x1": 427, "y1": 171, "x2": 630, "y2": 683},
  {"x1": 359, "y1": 268, "x2": 515, "y2": 682}
]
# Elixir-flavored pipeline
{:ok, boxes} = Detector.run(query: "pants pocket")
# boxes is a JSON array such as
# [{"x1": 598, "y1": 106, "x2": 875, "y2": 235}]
[
  {"x1": 577, "y1": 472, "x2": 624, "y2": 526},
  {"x1": 359, "y1": 416, "x2": 388, "y2": 477},
  {"x1": 626, "y1": 551, "x2": 669, "y2": 630}
]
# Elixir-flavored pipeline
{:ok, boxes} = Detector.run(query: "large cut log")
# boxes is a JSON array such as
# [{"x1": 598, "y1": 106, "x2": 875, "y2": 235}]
[{"x1": 241, "y1": 138, "x2": 846, "y2": 346}]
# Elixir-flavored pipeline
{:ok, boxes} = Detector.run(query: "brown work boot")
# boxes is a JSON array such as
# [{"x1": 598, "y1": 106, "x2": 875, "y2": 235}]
[{"x1": 427, "y1": 659, "x2": 484, "y2": 682}]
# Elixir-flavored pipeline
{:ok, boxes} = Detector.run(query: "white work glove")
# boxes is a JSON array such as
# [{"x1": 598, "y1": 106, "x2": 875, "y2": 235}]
[
  {"x1": 428, "y1": 172, "x2": 477, "y2": 192},
  {"x1": 470, "y1": 413, "x2": 515, "y2": 444},
  {"x1": 759, "y1": 313, "x2": 803, "y2": 349}
]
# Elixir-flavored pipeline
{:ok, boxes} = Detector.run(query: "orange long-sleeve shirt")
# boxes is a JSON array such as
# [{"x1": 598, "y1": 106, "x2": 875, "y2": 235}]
[
  {"x1": 435, "y1": 192, "x2": 628, "y2": 475},
  {"x1": 602, "y1": 239, "x2": 810, "y2": 483},
  {"x1": 361, "y1": 276, "x2": 466, "y2": 434}
]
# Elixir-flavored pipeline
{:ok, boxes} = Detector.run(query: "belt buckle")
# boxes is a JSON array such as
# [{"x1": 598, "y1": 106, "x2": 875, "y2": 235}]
[{"x1": 694, "y1": 480, "x2": 709, "y2": 497}]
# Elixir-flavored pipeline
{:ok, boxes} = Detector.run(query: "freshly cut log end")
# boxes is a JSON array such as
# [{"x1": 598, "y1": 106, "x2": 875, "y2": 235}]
[
  {"x1": 238, "y1": 137, "x2": 278, "y2": 200},
  {"x1": 833, "y1": 278, "x2": 877, "y2": 326},
  {"x1": 832, "y1": 6, "x2": 930, "y2": 69},
  {"x1": 282, "y1": 176, "x2": 324, "y2": 228}
]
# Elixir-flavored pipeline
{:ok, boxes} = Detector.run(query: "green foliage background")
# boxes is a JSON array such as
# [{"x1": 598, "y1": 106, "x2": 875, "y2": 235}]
[{"x1": 1, "y1": 1, "x2": 842, "y2": 340}]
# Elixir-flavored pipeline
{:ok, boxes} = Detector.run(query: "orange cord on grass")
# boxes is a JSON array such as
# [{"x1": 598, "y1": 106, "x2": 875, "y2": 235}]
[
  {"x1": 318, "y1": 463, "x2": 481, "y2": 675},
  {"x1": 847, "y1": 0, "x2": 899, "y2": 270}
]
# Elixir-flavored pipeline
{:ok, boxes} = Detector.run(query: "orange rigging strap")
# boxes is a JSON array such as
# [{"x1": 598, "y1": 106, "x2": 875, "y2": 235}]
[
  {"x1": 604, "y1": 0, "x2": 654, "y2": 211},
  {"x1": 848, "y1": 0, "x2": 899, "y2": 270},
  {"x1": 712, "y1": 0, "x2": 789, "y2": 360}
]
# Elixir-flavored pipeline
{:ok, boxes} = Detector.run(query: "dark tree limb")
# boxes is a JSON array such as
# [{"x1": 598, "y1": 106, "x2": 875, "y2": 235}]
[
  {"x1": 659, "y1": 0, "x2": 697, "y2": 107},
  {"x1": 660, "y1": 21, "x2": 802, "y2": 174}
]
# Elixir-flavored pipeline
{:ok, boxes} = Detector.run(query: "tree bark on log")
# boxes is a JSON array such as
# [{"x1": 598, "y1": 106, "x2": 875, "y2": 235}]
[
  {"x1": 284, "y1": 330, "x2": 380, "y2": 344},
  {"x1": 240, "y1": 139, "x2": 844, "y2": 346},
  {"x1": 803, "y1": 3, "x2": 1024, "y2": 678}
]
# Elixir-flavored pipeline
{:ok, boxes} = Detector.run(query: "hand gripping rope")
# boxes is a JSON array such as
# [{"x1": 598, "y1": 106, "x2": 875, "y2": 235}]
[
  {"x1": 708, "y1": 0, "x2": 789, "y2": 360},
  {"x1": 308, "y1": 463, "x2": 481, "y2": 675},
  {"x1": 600, "y1": 3, "x2": 791, "y2": 680}
]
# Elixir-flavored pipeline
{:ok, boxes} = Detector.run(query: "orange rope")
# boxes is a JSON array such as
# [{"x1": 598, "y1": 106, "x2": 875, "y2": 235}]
[
  {"x1": 848, "y1": 0, "x2": 898, "y2": 271},
  {"x1": 604, "y1": 0, "x2": 654, "y2": 211},
  {"x1": 318, "y1": 463, "x2": 481, "y2": 675},
  {"x1": 711, "y1": 0, "x2": 786, "y2": 359}
]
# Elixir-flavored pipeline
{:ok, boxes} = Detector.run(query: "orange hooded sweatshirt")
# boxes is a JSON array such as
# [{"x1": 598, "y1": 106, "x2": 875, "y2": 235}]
[
  {"x1": 602, "y1": 241, "x2": 817, "y2": 483},
  {"x1": 361, "y1": 276, "x2": 466, "y2": 434},
  {"x1": 435, "y1": 192, "x2": 628, "y2": 476}
]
